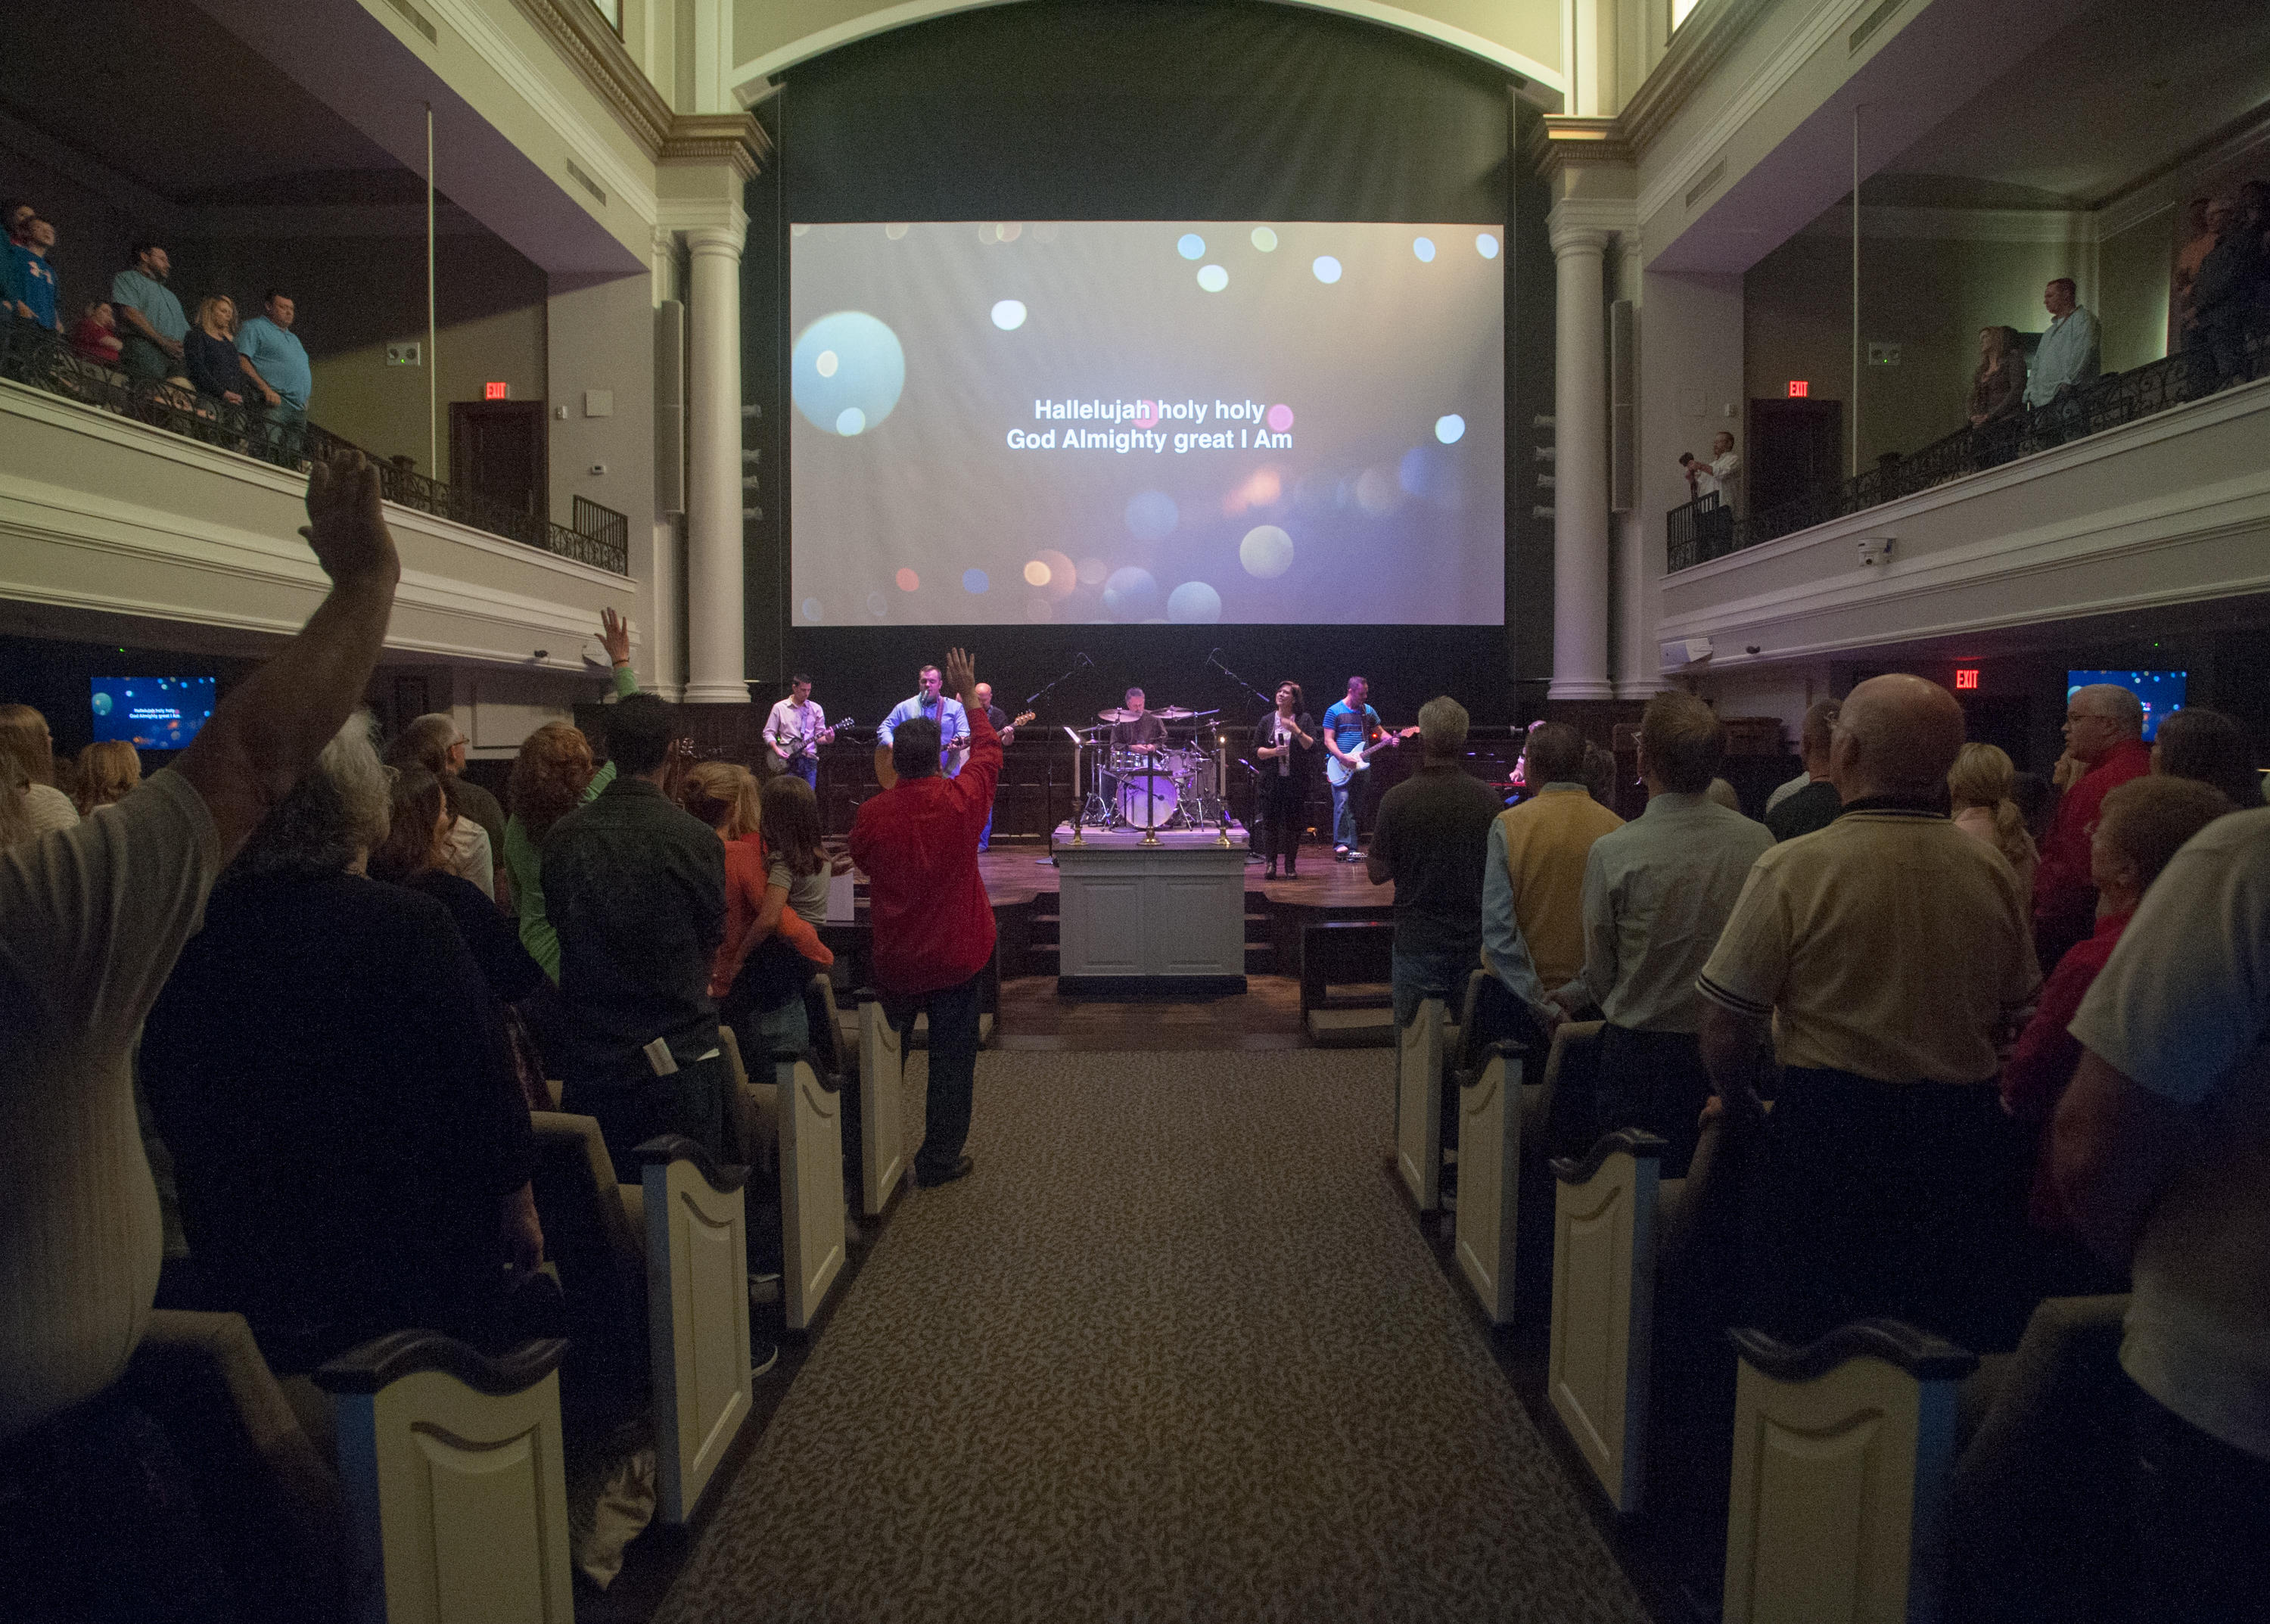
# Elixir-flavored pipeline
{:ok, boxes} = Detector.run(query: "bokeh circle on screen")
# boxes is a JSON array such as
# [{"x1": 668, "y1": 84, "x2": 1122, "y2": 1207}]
[
  {"x1": 1102, "y1": 567, "x2": 1159, "y2": 620},
  {"x1": 801, "y1": 596, "x2": 822, "y2": 622},
  {"x1": 962, "y1": 569, "x2": 989, "y2": 594},
  {"x1": 1251, "y1": 226, "x2": 1278, "y2": 252},
  {"x1": 866, "y1": 591, "x2": 887, "y2": 616},
  {"x1": 1239, "y1": 525, "x2": 1295, "y2": 578},
  {"x1": 1037, "y1": 549, "x2": 1078, "y2": 601},
  {"x1": 895, "y1": 568, "x2": 920, "y2": 593},
  {"x1": 1435, "y1": 414, "x2": 1466, "y2": 444},
  {"x1": 1312, "y1": 256, "x2": 1342, "y2": 284},
  {"x1": 1177, "y1": 233, "x2": 1206, "y2": 260},
  {"x1": 1476, "y1": 232, "x2": 1500, "y2": 260},
  {"x1": 1413, "y1": 237, "x2": 1436, "y2": 263},
  {"x1": 1124, "y1": 490, "x2": 1178, "y2": 541},
  {"x1": 1267, "y1": 403, "x2": 1295, "y2": 432},
  {"x1": 1196, "y1": 264, "x2": 1228, "y2": 293},
  {"x1": 792, "y1": 311, "x2": 905, "y2": 435},
  {"x1": 1168, "y1": 581, "x2": 1222, "y2": 624},
  {"x1": 990, "y1": 300, "x2": 1027, "y2": 330},
  {"x1": 1078, "y1": 556, "x2": 1109, "y2": 586},
  {"x1": 883, "y1": 223, "x2": 909, "y2": 240},
  {"x1": 1023, "y1": 559, "x2": 1052, "y2": 586}
]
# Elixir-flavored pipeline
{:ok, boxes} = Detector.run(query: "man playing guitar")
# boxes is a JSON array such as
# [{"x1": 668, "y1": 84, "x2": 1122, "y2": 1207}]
[
  {"x1": 763, "y1": 673, "x2": 837, "y2": 787},
  {"x1": 1321, "y1": 675, "x2": 1417, "y2": 861},
  {"x1": 972, "y1": 682, "x2": 1034, "y2": 851}
]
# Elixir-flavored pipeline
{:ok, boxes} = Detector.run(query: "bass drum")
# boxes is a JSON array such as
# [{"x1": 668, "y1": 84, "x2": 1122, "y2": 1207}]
[{"x1": 1115, "y1": 765, "x2": 1179, "y2": 828}]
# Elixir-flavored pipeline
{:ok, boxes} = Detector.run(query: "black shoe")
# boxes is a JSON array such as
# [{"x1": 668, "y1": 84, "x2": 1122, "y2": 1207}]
[
  {"x1": 1264, "y1": 863, "x2": 1279, "y2": 879},
  {"x1": 916, "y1": 1155, "x2": 974, "y2": 1189}
]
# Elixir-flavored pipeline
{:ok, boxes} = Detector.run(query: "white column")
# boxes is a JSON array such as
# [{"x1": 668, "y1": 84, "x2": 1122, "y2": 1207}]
[
  {"x1": 683, "y1": 222, "x2": 748, "y2": 705},
  {"x1": 1549, "y1": 219, "x2": 1613, "y2": 702}
]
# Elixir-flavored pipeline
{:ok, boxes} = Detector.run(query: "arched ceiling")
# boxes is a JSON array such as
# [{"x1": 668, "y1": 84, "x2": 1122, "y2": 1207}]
[{"x1": 732, "y1": 0, "x2": 1567, "y2": 106}]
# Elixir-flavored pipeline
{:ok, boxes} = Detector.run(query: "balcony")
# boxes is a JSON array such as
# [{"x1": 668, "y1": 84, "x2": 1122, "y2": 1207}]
[
  {"x1": 1659, "y1": 366, "x2": 2270, "y2": 666},
  {"x1": 0, "y1": 327, "x2": 635, "y2": 672}
]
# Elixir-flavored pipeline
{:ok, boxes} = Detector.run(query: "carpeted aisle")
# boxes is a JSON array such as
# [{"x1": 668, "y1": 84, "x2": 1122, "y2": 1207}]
[{"x1": 655, "y1": 1050, "x2": 1647, "y2": 1624}]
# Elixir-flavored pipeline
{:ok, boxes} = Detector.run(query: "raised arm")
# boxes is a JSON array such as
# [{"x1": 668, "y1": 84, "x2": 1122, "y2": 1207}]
[{"x1": 174, "y1": 450, "x2": 400, "y2": 859}]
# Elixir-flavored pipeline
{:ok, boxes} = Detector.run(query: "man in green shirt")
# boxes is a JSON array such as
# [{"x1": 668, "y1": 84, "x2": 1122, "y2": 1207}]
[{"x1": 109, "y1": 242, "x2": 188, "y2": 382}]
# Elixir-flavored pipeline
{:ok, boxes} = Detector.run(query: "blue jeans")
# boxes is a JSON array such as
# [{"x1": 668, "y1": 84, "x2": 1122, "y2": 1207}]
[
  {"x1": 978, "y1": 804, "x2": 994, "y2": 850},
  {"x1": 1331, "y1": 777, "x2": 1359, "y2": 848},
  {"x1": 786, "y1": 754, "x2": 817, "y2": 789},
  {"x1": 1391, "y1": 948, "x2": 1470, "y2": 1029}
]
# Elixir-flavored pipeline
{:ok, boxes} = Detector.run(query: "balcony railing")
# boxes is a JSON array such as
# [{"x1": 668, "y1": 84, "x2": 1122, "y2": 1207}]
[
  {"x1": 1668, "y1": 330, "x2": 2269, "y2": 574},
  {"x1": 0, "y1": 318, "x2": 629, "y2": 576}
]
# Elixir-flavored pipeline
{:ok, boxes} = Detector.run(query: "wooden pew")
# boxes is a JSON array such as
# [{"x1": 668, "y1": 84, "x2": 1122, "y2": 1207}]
[
  {"x1": 1395, "y1": 992, "x2": 1451, "y2": 1209},
  {"x1": 1547, "y1": 1128, "x2": 1668, "y2": 1514},
  {"x1": 633, "y1": 1134, "x2": 754, "y2": 1524},
  {"x1": 1301, "y1": 919, "x2": 1396, "y2": 1046},
  {"x1": 854, "y1": 994, "x2": 908, "y2": 1215}
]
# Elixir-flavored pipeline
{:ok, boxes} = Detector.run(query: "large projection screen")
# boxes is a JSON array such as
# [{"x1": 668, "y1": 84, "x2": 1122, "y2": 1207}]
[{"x1": 789, "y1": 221, "x2": 1503, "y2": 627}]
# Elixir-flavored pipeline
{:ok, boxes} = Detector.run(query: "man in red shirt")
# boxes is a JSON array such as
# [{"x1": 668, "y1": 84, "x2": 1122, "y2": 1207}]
[
  {"x1": 848, "y1": 647, "x2": 1000, "y2": 1188},
  {"x1": 2033, "y1": 683, "x2": 2153, "y2": 970}
]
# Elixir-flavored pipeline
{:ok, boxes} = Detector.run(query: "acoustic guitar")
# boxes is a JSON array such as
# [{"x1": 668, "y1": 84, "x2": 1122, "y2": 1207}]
[
  {"x1": 1324, "y1": 725, "x2": 1420, "y2": 788},
  {"x1": 875, "y1": 709, "x2": 1034, "y2": 791}
]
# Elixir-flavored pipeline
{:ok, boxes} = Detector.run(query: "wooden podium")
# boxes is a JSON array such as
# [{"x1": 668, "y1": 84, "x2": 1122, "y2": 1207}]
[{"x1": 1050, "y1": 825, "x2": 1248, "y2": 996}]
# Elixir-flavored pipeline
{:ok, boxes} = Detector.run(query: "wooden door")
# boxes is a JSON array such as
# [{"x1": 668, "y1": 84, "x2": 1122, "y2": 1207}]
[
  {"x1": 1746, "y1": 398, "x2": 1842, "y2": 518},
  {"x1": 448, "y1": 400, "x2": 548, "y2": 519}
]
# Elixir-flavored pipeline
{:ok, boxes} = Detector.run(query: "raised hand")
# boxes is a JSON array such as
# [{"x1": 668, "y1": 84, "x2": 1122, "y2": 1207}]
[
  {"x1": 298, "y1": 447, "x2": 398, "y2": 589},
  {"x1": 943, "y1": 646, "x2": 978, "y2": 705},
  {"x1": 599, "y1": 606, "x2": 632, "y2": 667}
]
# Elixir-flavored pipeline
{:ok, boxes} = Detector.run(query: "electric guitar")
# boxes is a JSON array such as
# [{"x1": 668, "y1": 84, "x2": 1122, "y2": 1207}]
[
  {"x1": 874, "y1": 709, "x2": 1034, "y2": 790},
  {"x1": 771, "y1": 712, "x2": 851, "y2": 763},
  {"x1": 1325, "y1": 725, "x2": 1420, "y2": 787}
]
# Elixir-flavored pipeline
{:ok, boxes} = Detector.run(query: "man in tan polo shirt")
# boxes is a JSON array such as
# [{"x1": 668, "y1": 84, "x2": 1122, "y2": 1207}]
[{"x1": 1697, "y1": 674, "x2": 2039, "y2": 1348}]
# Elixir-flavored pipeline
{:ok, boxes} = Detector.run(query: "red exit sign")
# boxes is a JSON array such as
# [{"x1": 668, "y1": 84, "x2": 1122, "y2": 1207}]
[
  {"x1": 1954, "y1": 668, "x2": 1979, "y2": 690},
  {"x1": 484, "y1": 381, "x2": 510, "y2": 400},
  {"x1": 1787, "y1": 380, "x2": 1810, "y2": 398}
]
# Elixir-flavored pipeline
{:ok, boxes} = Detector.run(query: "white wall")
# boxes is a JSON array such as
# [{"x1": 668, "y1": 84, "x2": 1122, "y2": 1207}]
[{"x1": 1632, "y1": 265, "x2": 1743, "y2": 692}]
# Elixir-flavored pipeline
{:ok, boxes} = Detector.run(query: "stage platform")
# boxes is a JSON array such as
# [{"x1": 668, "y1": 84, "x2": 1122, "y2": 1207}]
[{"x1": 974, "y1": 835, "x2": 1391, "y2": 910}]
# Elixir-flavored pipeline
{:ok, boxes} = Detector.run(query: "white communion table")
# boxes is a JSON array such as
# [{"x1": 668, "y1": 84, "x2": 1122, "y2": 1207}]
[{"x1": 1049, "y1": 824, "x2": 1250, "y2": 996}]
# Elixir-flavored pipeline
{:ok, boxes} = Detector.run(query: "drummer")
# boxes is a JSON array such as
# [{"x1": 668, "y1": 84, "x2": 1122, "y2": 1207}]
[{"x1": 1109, "y1": 688, "x2": 1168, "y2": 757}]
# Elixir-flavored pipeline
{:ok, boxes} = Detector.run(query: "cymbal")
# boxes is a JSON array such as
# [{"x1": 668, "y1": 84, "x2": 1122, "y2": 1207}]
[{"x1": 1098, "y1": 707, "x2": 1140, "y2": 723}]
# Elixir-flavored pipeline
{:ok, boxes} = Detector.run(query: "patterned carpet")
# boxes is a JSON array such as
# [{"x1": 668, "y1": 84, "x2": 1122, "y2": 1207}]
[{"x1": 653, "y1": 1050, "x2": 1647, "y2": 1624}]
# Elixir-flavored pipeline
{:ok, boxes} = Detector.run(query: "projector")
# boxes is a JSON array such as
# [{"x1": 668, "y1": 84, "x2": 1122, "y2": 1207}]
[{"x1": 1660, "y1": 636, "x2": 1712, "y2": 671}]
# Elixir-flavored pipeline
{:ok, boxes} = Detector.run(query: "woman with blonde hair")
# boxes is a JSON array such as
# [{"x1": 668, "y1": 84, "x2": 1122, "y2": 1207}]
[
  {"x1": 182, "y1": 294, "x2": 247, "y2": 407},
  {"x1": 0, "y1": 702, "x2": 79, "y2": 835},
  {"x1": 73, "y1": 739, "x2": 141, "y2": 816},
  {"x1": 1948, "y1": 741, "x2": 2038, "y2": 894},
  {"x1": 1966, "y1": 325, "x2": 2026, "y2": 428}
]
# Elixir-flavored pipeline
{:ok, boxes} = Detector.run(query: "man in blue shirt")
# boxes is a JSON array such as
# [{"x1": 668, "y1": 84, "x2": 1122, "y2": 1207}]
[
  {"x1": 4, "y1": 216, "x2": 61, "y2": 331},
  {"x1": 1321, "y1": 674, "x2": 1392, "y2": 860},
  {"x1": 235, "y1": 290, "x2": 311, "y2": 459},
  {"x1": 877, "y1": 661, "x2": 969, "y2": 779},
  {"x1": 2023, "y1": 277, "x2": 2101, "y2": 411},
  {"x1": 109, "y1": 241, "x2": 188, "y2": 381}
]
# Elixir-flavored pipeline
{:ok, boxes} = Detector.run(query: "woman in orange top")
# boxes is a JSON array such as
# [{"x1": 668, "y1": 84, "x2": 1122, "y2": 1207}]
[{"x1": 678, "y1": 763, "x2": 830, "y2": 1055}]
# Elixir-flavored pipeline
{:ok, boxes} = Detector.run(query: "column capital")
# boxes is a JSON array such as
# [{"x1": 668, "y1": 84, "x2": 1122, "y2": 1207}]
[
  {"x1": 683, "y1": 222, "x2": 746, "y2": 260},
  {"x1": 1547, "y1": 199, "x2": 1634, "y2": 257}
]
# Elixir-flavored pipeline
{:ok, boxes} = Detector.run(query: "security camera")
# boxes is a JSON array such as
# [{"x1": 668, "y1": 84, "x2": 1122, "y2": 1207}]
[
  {"x1": 1745, "y1": 644, "x2": 1762, "y2": 655},
  {"x1": 1857, "y1": 537, "x2": 1895, "y2": 566}
]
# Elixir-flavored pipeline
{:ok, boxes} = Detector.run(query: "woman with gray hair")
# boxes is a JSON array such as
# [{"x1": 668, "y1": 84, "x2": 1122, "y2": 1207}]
[{"x1": 141, "y1": 714, "x2": 550, "y2": 1370}]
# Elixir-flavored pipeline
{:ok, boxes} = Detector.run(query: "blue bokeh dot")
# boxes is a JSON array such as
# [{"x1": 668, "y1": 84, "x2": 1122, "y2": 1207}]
[
  {"x1": 962, "y1": 568, "x2": 990, "y2": 594},
  {"x1": 791, "y1": 310, "x2": 905, "y2": 436},
  {"x1": 1177, "y1": 233, "x2": 1206, "y2": 260}
]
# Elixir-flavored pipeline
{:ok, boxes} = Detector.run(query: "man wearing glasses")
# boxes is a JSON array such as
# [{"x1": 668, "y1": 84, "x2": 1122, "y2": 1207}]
[{"x1": 2034, "y1": 683, "x2": 2153, "y2": 971}]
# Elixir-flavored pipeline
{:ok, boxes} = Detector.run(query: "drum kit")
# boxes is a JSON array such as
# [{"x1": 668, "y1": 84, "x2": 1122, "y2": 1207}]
[{"x1": 1071, "y1": 704, "x2": 1232, "y2": 837}]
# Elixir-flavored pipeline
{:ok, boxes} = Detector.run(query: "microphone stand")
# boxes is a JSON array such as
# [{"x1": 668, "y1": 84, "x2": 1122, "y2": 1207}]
[
  {"x1": 1025, "y1": 651, "x2": 1090, "y2": 711},
  {"x1": 1206, "y1": 649, "x2": 1274, "y2": 712}
]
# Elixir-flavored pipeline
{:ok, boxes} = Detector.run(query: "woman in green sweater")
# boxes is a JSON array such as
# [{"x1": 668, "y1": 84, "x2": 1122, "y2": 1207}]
[{"x1": 504, "y1": 609, "x2": 639, "y2": 981}]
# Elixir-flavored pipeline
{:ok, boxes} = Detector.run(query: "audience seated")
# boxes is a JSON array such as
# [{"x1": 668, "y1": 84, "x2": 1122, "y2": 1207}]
[
  {"x1": 1482, "y1": 721, "x2": 1620, "y2": 1021},
  {"x1": 1699, "y1": 674, "x2": 2038, "y2": 1350},
  {"x1": 0, "y1": 702, "x2": 81, "y2": 835},
  {"x1": 2035, "y1": 683, "x2": 2152, "y2": 970},
  {"x1": 2152, "y1": 705, "x2": 2262, "y2": 805},
  {"x1": 544, "y1": 692, "x2": 732, "y2": 1164},
  {"x1": 1949, "y1": 741, "x2": 2041, "y2": 896},
  {"x1": 1553, "y1": 692, "x2": 1772, "y2": 1177},
  {"x1": 72, "y1": 739, "x2": 143, "y2": 817},
  {"x1": 1763, "y1": 698, "x2": 1841, "y2": 842},
  {"x1": 848, "y1": 648, "x2": 1001, "y2": 1190},
  {"x1": 2056, "y1": 801, "x2": 2270, "y2": 1624},
  {"x1": 370, "y1": 764, "x2": 552, "y2": 1108},
  {"x1": 502, "y1": 609, "x2": 641, "y2": 980},
  {"x1": 0, "y1": 451, "x2": 396, "y2": 1619},
  {"x1": 141, "y1": 714, "x2": 549, "y2": 1371},
  {"x1": 387, "y1": 711, "x2": 505, "y2": 901},
  {"x1": 2003, "y1": 776, "x2": 2230, "y2": 1299},
  {"x1": 678, "y1": 761, "x2": 832, "y2": 1057},
  {"x1": 67, "y1": 297, "x2": 125, "y2": 366}
]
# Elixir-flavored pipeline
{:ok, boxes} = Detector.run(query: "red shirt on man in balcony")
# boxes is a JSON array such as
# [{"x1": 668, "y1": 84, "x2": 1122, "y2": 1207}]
[{"x1": 2032, "y1": 683, "x2": 2152, "y2": 970}]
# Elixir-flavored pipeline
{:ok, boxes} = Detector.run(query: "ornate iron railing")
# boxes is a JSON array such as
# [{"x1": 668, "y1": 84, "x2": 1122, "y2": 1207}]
[
  {"x1": 1667, "y1": 330, "x2": 2268, "y2": 574},
  {"x1": 0, "y1": 317, "x2": 629, "y2": 576}
]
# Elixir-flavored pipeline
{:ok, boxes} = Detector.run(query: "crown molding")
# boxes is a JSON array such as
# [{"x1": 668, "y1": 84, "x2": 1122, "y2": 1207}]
[
  {"x1": 508, "y1": 0, "x2": 673, "y2": 155},
  {"x1": 660, "y1": 113, "x2": 771, "y2": 181},
  {"x1": 1617, "y1": 0, "x2": 1781, "y2": 156}
]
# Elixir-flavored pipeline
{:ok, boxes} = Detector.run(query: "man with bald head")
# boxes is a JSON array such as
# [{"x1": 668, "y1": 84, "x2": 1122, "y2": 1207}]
[
  {"x1": 1698, "y1": 674, "x2": 2039, "y2": 1347},
  {"x1": 2035, "y1": 682, "x2": 2152, "y2": 971}
]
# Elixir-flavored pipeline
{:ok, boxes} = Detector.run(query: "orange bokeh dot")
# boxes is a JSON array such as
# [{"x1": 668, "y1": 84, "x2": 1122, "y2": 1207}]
[
  {"x1": 895, "y1": 568, "x2": 920, "y2": 592},
  {"x1": 1024, "y1": 559, "x2": 1052, "y2": 586},
  {"x1": 1037, "y1": 548, "x2": 1077, "y2": 600}
]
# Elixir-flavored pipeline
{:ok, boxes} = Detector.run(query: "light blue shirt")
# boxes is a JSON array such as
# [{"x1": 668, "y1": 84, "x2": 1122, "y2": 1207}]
[
  {"x1": 1568, "y1": 791, "x2": 1774, "y2": 1031},
  {"x1": 878, "y1": 692, "x2": 969, "y2": 776},
  {"x1": 109, "y1": 267, "x2": 187, "y2": 344},
  {"x1": 2024, "y1": 305, "x2": 2100, "y2": 408},
  {"x1": 235, "y1": 315, "x2": 310, "y2": 409},
  {"x1": 1480, "y1": 810, "x2": 1556, "y2": 1020}
]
